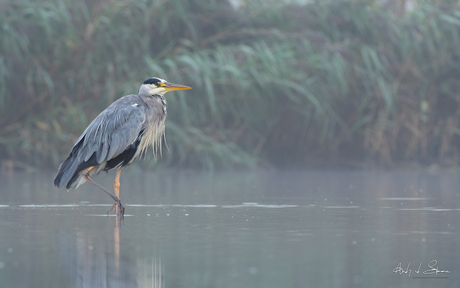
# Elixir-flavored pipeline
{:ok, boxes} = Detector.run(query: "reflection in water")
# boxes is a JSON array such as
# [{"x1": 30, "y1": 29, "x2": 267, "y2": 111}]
[
  {"x1": 114, "y1": 219, "x2": 120, "y2": 272},
  {"x1": 57, "y1": 224, "x2": 163, "y2": 288},
  {"x1": 57, "y1": 228, "x2": 134, "y2": 287},
  {"x1": 0, "y1": 170, "x2": 460, "y2": 287},
  {"x1": 137, "y1": 257, "x2": 163, "y2": 288}
]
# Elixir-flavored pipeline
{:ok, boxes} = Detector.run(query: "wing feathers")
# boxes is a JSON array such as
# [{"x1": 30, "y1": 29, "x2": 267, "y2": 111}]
[
  {"x1": 85, "y1": 96, "x2": 145, "y2": 164},
  {"x1": 54, "y1": 95, "x2": 146, "y2": 189}
]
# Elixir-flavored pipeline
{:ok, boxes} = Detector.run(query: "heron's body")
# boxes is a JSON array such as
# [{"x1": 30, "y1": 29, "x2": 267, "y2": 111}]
[{"x1": 54, "y1": 77, "x2": 191, "y2": 217}]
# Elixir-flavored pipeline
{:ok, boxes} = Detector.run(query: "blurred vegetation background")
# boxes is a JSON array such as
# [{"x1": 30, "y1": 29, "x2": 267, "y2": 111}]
[{"x1": 1, "y1": 0, "x2": 460, "y2": 170}]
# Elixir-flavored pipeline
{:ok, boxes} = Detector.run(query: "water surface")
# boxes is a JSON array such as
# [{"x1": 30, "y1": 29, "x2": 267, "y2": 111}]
[{"x1": 0, "y1": 170, "x2": 459, "y2": 287}]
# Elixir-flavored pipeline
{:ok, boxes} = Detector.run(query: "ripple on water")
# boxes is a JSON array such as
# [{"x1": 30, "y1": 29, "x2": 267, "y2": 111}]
[
  {"x1": 4, "y1": 203, "x2": 300, "y2": 210},
  {"x1": 323, "y1": 206, "x2": 360, "y2": 209},
  {"x1": 222, "y1": 203, "x2": 298, "y2": 208},
  {"x1": 170, "y1": 204, "x2": 218, "y2": 208},
  {"x1": 380, "y1": 197, "x2": 432, "y2": 201},
  {"x1": 398, "y1": 207, "x2": 454, "y2": 211},
  {"x1": 84, "y1": 214, "x2": 134, "y2": 217},
  {"x1": 19, "y1": 204, "x2": 80, "y2": 208}
]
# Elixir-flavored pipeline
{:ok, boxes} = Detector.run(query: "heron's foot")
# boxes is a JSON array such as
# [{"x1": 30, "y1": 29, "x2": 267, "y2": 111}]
[
  {"x1": 108, "y1": 199, "x2": 125, "y2": 218},
  {"x1": 118, "y1": 199, "x2": 125, "y2": 218}
]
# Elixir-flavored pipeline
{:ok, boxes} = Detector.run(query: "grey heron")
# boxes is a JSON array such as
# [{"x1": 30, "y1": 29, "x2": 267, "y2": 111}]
[{"x1": 54, "y1": 77, "x2": 192, "y2": 217}]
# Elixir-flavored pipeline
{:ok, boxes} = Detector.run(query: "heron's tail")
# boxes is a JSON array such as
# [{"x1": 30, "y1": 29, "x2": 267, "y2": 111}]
[{"x1": 53, "y1": 156, "x2": 80, "y2": 189}]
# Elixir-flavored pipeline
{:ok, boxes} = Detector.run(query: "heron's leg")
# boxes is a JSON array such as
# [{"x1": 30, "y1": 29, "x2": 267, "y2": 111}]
[
  {"x1": 82, "y1": 167, "x2": 125, "y2": 217},
  {"x1": 111, "y1": 168, "x2": 122, "y2": 214},
  {"x1": 114, "y1": 168, "x2": 121, "y2": 198}
]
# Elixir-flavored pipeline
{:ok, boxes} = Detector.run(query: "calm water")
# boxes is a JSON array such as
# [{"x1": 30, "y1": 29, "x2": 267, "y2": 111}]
[{"x1": 0, "y1": 170, "x2": 459, "y2": 287}]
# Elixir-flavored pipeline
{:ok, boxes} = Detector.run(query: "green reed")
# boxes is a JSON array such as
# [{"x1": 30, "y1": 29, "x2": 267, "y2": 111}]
[{"x1": 1, "y1": 0, "x2": 460, "y2": 169}]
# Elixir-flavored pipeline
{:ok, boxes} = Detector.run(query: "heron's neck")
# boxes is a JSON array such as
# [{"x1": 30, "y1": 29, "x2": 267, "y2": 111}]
[
  {"x1": 143, "y1": 94, "x2": 167, "y2": 116},
  {"x1": 150, "y1": 93, "x2": 164, "y2": 98}
]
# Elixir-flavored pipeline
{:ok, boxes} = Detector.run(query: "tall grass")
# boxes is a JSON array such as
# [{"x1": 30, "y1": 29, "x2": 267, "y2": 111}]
[{"x1": 1, "y1": 0, "x2": 460, "y2": 169}]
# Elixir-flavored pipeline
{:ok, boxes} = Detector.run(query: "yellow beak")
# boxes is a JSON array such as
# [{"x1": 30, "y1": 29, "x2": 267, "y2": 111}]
[{"x1": 163, "y1": 82, "x2": 192, "y2": 91}]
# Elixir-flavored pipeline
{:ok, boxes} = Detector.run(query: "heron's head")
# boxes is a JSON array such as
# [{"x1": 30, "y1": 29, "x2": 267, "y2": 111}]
[{"x1": 139, "y1": 77, "x2": 191, "y2": 96}]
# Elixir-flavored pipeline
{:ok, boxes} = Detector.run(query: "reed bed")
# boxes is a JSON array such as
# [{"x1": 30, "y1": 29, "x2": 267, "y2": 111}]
[{"x1": 1, "y1": 0, "x2": 460, "y2": 169}]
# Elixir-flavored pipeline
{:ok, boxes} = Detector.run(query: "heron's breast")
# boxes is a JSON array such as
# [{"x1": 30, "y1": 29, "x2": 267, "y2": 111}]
[{"x1": 134, "y1": 119, "x2": 166, "y2": 160}]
